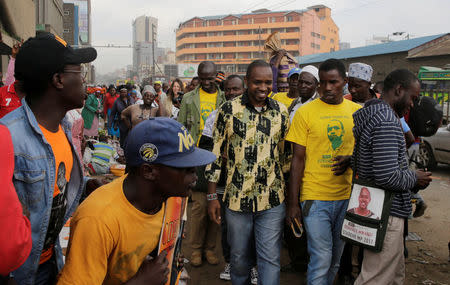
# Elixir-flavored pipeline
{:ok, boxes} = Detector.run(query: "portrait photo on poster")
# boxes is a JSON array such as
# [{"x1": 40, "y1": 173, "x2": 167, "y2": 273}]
[{"x1": 347, "y1": 185, "x2": 384, "y2": 220}]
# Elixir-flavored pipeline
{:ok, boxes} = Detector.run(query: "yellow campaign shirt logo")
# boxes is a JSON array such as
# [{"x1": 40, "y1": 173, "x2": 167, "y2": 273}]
[{"x1": 178, "y1": 129, "x2": 195, "y2": 152}]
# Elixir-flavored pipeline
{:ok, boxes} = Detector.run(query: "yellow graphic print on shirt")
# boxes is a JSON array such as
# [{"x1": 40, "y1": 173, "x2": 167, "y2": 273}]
[{"x1": 199, "y1": 88, "x2": 218, "y2": 140}]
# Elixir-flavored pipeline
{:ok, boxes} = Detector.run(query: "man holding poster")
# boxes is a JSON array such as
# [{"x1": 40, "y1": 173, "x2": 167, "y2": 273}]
[
  {"x1": 352, "y1": 69, "x2": 431, "y2": 284},
  {"x1": 58, "y1": 118, "x2": 216, "y2": 285}
]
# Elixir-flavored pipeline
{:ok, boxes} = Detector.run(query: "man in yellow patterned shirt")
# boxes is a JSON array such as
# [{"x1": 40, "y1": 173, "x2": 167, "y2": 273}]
[{"x1": 206, "y1": 60, "x2": 290, "y2": 285}]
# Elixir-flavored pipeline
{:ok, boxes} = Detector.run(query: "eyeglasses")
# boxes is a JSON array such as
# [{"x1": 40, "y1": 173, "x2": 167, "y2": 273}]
[{"x1": 63, "y1": 69, "x2": 87, "y2": 79}]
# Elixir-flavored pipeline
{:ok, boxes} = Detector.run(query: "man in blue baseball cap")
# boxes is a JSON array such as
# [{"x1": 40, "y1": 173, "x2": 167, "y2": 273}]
[
  {"x1": 58, "y1": 117, "x2": 216, "y2": 285},
  {"x1": 272, "y1": 67, "x2": 302, "y2": 108}
]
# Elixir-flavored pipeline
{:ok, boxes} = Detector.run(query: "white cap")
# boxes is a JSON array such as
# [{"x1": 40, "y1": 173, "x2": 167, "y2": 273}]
[{"x1": 300, "y1": 65, "x2": 319, "y2": 82}]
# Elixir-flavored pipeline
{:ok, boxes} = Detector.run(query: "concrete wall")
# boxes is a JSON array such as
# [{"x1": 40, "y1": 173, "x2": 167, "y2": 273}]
[
  {"x1": 0, "y1": 0, "x2": 36, "y2": 81},
  {"x1": 0, "y1": 0, "x2": 36, "y2": 43},
  {"x1": 36, "y1": 0, "x2": 64, "y2": 37}
]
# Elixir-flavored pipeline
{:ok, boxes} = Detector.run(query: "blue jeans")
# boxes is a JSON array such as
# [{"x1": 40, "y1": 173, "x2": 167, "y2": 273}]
[
  {"x1": 226, "y1": 203, "x2": 285, "y2": 285},
  {"x1": 302, "y1": 200, "x2": 349, "y2": 285}
]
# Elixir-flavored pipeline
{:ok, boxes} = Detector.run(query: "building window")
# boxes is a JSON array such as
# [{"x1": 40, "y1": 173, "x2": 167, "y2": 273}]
[
  {"x1": 286, "y1": 16, "x2": 293, "y2": 22},
  {"x1": 271, "y1": 17, "x2": 276, "y2": 23},
  {"x1": 64, "y1": 11, "x2": 70, "y2": 16},
  {"x1": 321, "y1": 35, "x2": 326, "y2": 40},
  {"x1": 248, "y1": 18, "x2": 253, "y2": 24},
  {"x1": 203, "y1": 21, "x2": 207, "y2": 27},
  {"x1": 330, "y1": 47, "x2": 335, "y2": 52},
  {"x1": 330, "y1": 38, "x2": 335, "y2": 43},
  {"x1": 64, "y1": 29, "x2": 70, "y2": 33},
  {"x1": 316, "y1": 44, "x2": 320, "y2": 49}
]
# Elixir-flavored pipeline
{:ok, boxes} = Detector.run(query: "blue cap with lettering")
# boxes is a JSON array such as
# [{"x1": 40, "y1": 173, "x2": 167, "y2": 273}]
[{"x1": 124, "y1": 117, "x2": 216, "y2": 167}]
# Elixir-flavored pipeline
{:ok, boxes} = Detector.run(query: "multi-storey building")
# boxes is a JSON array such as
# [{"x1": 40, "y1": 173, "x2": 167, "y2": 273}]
[
  {"x1": 64, "y1": 0, "x2": 91, "y2": 46},
  {"x1": 176, "y1": 5, "x2": 339, "y2": 73},
  {"x1": 132, "y1": 15, "x2": 158, "y2": 78},
  {"x1": 63, "y1": 3, "x2": 77, "y2": 46}
]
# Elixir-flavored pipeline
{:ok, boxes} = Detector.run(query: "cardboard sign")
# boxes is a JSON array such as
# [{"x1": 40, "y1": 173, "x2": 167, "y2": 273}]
[{"x1": 158, "y1": 197, "x2": 187, "y2": 285}]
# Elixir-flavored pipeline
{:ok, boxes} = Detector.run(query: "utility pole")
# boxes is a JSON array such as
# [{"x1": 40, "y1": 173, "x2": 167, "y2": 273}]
[{"x1": 152, "y1": 23, "x2": 156, "y2": 78}]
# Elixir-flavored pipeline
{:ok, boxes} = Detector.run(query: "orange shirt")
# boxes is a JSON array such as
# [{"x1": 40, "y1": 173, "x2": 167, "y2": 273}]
[{"x1": 39, "y1": 124, "x2": 73, "y2": 264}]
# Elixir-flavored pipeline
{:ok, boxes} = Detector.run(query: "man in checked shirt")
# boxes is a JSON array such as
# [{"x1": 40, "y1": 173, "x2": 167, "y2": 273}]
[{"x1": 205, "y1": 60, "x2": 290, "y2": 285}]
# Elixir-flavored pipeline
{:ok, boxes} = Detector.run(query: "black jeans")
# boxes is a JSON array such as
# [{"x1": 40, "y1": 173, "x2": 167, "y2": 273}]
[{"x1": 35, "y1": 255, "x2": 58, "y2": 285}]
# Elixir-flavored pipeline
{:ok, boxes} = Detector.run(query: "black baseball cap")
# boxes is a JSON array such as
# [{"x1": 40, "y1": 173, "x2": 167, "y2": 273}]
[{"x1": 15, "y1": 32, "x2": 97, "y2": 81}]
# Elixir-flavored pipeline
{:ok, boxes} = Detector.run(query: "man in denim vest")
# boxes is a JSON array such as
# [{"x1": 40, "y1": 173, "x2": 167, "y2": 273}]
[{"x1": 0, "y1": 32, "x2": 102, "y2": 285}]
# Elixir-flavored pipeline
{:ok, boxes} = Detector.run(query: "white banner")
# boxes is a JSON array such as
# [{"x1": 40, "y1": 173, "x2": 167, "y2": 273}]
[{"x1": 341, "y1": 219, "x2": 377, "y2": 246}]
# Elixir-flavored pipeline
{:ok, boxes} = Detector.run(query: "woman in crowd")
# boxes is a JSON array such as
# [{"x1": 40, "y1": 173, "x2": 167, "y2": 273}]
[
  {"x1": 81, "y1": 90, "x2": 101, "y2": 139},
  {"x1": 103, "y1": 85, "x2": 120, "y2": 138},
  {"x1": 121, "y1": 85, "x2": 159, "y2": 130},
  {"x1": 109, "y1": 88, "x2": 132, "y2": 148},
  {"x1": 164, "y1": 78, "x2": 184, "y2": 119}
]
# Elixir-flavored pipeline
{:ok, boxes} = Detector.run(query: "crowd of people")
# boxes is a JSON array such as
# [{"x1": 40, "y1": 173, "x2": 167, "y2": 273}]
[{"x1": 0, "y1": 31, "x2": 434, "y2": 285}]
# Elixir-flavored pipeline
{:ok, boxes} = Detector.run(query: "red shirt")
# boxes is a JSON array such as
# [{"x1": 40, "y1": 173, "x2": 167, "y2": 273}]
[
  {"x1": 0, "y1": 125, "x2": 32, "y2": 275},
  {"x1": 0, "y1": 82, "x2": 22, "y2": 119},
  {"x1": 103, "y1": 92, "x2": 119, "y2": 117}
]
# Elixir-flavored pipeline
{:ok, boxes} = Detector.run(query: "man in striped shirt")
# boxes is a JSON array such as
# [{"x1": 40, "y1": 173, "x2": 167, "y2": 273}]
[
  {"x1": 89, "y1": 135, "x2": 119, "y2": 175},
  {"x1": 353, "y1": 69, "x2": 432, "y2": 284}
]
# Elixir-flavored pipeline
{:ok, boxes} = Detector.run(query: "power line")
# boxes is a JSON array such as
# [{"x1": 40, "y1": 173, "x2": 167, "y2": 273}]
[
  {"x1": 266, "y1": 0, "x2": 296, "y2": 10},
  {"x1": 240, "y1": 0, "x2": 275, "y2": 14}
]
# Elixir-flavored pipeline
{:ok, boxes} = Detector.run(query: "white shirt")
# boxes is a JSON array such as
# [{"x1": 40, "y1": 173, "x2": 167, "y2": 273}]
[{"x1": 289, "y1": 92, "x2": 319, "y2": 122}]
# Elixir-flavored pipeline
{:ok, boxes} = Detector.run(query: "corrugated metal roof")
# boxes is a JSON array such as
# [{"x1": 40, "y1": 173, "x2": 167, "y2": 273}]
[
  {"x1": 186, "y1": 9, "x2": 307, "y2": 22},
  {"x1": 296, "y1": 34, "x2": 446, "y2": 65}
]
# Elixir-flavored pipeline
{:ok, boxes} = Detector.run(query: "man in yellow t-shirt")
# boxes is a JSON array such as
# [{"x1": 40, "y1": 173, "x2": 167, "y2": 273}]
[
  {"x1": 58, "y1": 118, "x2": 216, "y2": 285},
  {"x1": 272, "y1": 67, "x2": 301, "y2": 108},
  {"x1": 285, "y1": 59, "x2": 361, "y2": 285}
]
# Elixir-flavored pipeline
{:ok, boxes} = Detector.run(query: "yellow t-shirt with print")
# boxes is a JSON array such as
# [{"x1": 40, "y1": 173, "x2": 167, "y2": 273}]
[
  {"x1": 199, "y1": 88, "x2": 218, "y2": 140},
  {"x1": 58, "y1": 175, "x2": 165, "y2": 285},
  {"x1": 272, "y1": 92, "x2": 295, "y2": 109},
  {"x1": 286, "y1": 98, "x2": 361, "y2": 202}
]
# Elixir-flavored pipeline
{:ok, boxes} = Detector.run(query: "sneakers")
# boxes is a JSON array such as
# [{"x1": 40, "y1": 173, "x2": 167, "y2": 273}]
[
  {"x1": 219, "y1": 263, "x2": 231, "y2": 280},
  {"x1": 251, "y1": 267, "x2": 258, "y2": 285},
  {"x1": 219, "y1": 264, "x2": 257, "y2": 284}
]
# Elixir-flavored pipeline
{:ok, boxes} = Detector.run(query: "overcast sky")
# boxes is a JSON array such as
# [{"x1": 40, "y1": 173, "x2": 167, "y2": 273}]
[{"x1": 91, "y1": 0, "x2": 450, "y2": 75}]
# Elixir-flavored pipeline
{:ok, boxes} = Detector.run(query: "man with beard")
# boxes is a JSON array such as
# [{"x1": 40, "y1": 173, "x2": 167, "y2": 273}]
[
  {"x1": 206, "y1": 60, "x2": 289, "y2": 285},
  {"x1": 344, "y1": 63, "x2": 378, "y2": 105},
  {"x1": 0, "y1": 32, "x2": 102, "y2": 284},
  {"x1": 353, "y1": 69, "x2": 431, "y2": 284},
  {"x1": 288, "y1": 65, "x2": 320, "y2": 122},
  {"x1": 286, "y1": 59, "x2": 361, "y2": 285}
]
